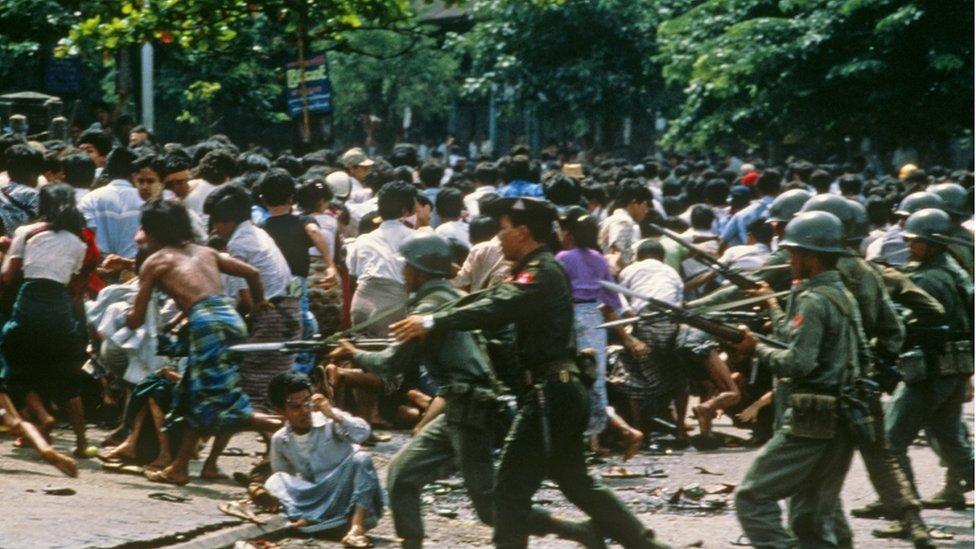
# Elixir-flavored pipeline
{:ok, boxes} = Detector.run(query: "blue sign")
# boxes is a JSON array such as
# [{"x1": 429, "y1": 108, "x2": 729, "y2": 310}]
[
  {"x1": 44, "y1": 55, "x2": 82, "y2": 94},
  {"x1": 285, "y1": 54, "x2": 333, "y2": 118}
]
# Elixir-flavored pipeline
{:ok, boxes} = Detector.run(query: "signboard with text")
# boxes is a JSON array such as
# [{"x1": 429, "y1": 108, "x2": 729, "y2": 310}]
[{"x1": 285, "y1": 54, "x2": 333, "y2": 118}]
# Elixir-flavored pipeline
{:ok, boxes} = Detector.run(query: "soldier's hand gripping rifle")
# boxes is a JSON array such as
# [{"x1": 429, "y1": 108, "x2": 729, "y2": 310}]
[
  {"x1": 649, "y1": 223, "x2": 760, "y2": 290},
  {"x1": 598, "y1": 280, "x2": 786, "y2": 349}
]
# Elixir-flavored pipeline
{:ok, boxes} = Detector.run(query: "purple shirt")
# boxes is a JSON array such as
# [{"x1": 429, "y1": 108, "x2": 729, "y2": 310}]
[{"x1": 556, "y1": 247, "x2": 623, "y2": 310}]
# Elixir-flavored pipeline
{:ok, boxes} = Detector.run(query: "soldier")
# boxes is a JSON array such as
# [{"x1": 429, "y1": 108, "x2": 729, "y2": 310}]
[
  {"x1": 885, "y1": 209, "x2": 974, "y2": 514},
  {"x1": 800, "y1": 196, "x2": 931, "y2": 547},
  {"x1": 391, "y1": 198, "x2": 667, "y2": 549},
  {"x1": 731, "y1": 211, "x2": 864, "y2": 547},
  {"x1": 330, "y1": 234, "x2": 601, "y2": 548},
  {"x1": 927, "y1": 182, "x2": 974, "y2": 278},
  {"x1": 687, "y1": 188, "x2": 811, "y2": 309}
]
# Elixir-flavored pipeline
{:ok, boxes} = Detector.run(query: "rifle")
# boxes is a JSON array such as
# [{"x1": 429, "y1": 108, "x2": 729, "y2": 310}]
[
  {"x1": 650, "y1": 223, "x2": 759, "y2": 289},
  {"x1": 597, "y1": 309, "x2": 768, "y2": 330},
  {"x1": 598, "y1": 280, "x2": 787, "y2": 348},
  {"x1": 229, "y1": 337, "x2": 393, "y2": 354}
]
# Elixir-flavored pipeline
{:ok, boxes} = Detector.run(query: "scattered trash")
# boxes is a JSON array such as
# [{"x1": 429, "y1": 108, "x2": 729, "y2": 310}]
[
  {"x1": 433, "y1": 479, "x2": 464, "y2": 490},
  {"x1": 221, "y1": 447, "x2": 247, "y2": 457},
  {"x1": 148, "y1": 492, "x2": 191, "y2": 503},
  {"x1": 730, "y1": 534, "x2": 753, "y2": 546},
  {"x1": 684, "y1": 541, "x2": 705, "y2": 547},
  {"x1": 928, "y1": 529, "x2": 955, "y2": 540},
  {"x1": 434, "y1": 507, "x2": 458, "y2": 518},
  {"x1": 681, "y1": 483, "x2": 705, "y2": 499},
  {"x1": 602, "y1": 466, "x2": 644, "y2": 479},
  {"x1": 219, "y1": 501, "x2": 266, "y2": 524},
  {"x1": 41, "y1": 487, "x2": 75, "y2": 496},
  {"x1": 692, "y1": 466, "x2": 723, "y2": 476},
  {"x1": 704, "y1": 483, "x2": 736, "y2": 495}
]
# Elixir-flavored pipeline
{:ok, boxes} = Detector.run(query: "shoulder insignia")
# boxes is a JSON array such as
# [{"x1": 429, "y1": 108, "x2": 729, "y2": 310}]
[
  {"x1": 790, "y1": 313, "x2": 804, "y2": 331},
  {"x1": 515, "y1": 271, "x2": 536, "y2": 284}
]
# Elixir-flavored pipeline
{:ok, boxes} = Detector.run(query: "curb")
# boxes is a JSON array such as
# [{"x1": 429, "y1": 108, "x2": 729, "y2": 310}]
[{"x1": 165, "y1": 516, "x2": 289, "y2": 549}]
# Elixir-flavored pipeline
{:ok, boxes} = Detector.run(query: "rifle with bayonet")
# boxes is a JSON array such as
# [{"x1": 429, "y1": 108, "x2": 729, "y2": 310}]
[
  {"x1": 650, "y1": 223, "x2": 760, "y2": 289},
  {"x1": 598, "y1": 280, "x2": 787, "y2": 348},
  {"x1": 229, "y1": 337, "x2": 393, "y2": 354}
]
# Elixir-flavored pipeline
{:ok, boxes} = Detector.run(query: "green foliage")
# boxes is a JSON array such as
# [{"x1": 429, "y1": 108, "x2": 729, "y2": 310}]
[
  {"x1": 456, "y1": 0, "x2": 661, "y2": 131},
  {"x1": 656, "y1": 0, "x2": 974, "y2": 152}
]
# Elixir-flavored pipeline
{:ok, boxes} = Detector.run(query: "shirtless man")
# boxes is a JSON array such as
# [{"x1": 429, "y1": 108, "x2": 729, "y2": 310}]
[{"x1": 126, "y1": 199, "x2": 281, "y2": 485}]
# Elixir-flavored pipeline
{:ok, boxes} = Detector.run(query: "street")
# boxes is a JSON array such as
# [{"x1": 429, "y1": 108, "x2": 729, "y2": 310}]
[{"x1": 1, "y1": 408, "x2": 972, "y2": 548}]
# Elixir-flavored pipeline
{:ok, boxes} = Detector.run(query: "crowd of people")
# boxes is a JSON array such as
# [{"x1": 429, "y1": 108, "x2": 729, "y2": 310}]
[{"x1": 0, "y1": 122, "x2": 971, "y2": 548}]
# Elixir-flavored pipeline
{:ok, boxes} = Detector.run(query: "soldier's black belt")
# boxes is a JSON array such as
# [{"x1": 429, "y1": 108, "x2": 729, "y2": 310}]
[
  {"x1": 439, "y1": 382, "x2": 498, "y2": 402},
  {"x1": 524, "y1": 358, "x2": 580, "y2": 385}
]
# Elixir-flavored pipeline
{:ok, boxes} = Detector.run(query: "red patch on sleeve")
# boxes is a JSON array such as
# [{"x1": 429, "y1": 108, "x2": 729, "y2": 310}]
[
  {"x1": 790, "y1": 313, "x2": 804, "y2": 331},
  {"x1": 515, "y1": 271, "x2": 536, "y2": 284}
]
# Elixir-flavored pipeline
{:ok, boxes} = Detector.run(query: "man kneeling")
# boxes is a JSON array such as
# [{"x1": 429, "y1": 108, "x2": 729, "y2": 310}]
[{"x1": 265, "y1": 372, "x2": 385, "y2": 547}]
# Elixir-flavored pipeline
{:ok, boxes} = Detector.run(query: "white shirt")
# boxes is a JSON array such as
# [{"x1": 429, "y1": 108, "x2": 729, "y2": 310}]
[
  {"x1": 435, "y1": 219, "x2": 470, "y2": 247},
  {"x1": 679, "y1": 228, "x2": 719, "y2": 279},
  {"x1": 6, "y1": 222, "x2": 86, "y2": 284},
  {"x1": 346, "y1": 219, "x2": 415, "y2": 284},
  {"x1": 464, "y1": 186, "x2": 497, "y2": 217},
  {"x1": 78, "y1": 179, "x2": 143, "y2": 258},
  {"x1": 717, "y1": 242, "x2": 771, "y2": 272},
  {"x1": 308, "y1": 212, "x2": 338, "y2": 260},
  {"x1": 452, "y1": 236, "x2": 510, "y2": 292},
  {"x1": 227, "y1": 221, "x2": 292, "y2": 299},
  {"x1": 346, "y1": 196, "x2": 378, "y2": 238},
  {"x1": 865, "y1": 225, "x2": 907, "y2": 266},
  {"x1": 618, "y1": 258, "x2": 683, "y2": 313},
  {"x1": 599, "y1": 209, "x2": 639, "y2": 265},
  {"x1": 183, "y1": 179, "x2": 215, "y2": 220}
]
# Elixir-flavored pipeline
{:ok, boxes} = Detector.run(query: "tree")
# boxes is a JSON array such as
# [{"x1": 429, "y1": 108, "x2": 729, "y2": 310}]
[
  {"x1": 656, "y1": 0, "x2": 974, "y2": 155},
  {"x1": 456, "y1": 0, "x2": 661, "y2": 149}
]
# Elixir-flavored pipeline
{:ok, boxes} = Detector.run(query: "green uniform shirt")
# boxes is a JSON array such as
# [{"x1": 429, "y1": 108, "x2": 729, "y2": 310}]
[
  {"x1": 756, "y1": 270, "x2": 862, "y2": 389},
  {"x1": 353, "y1": 279, "x2": 495, "y2": 390},
  {"x1": 837, "y1": 255, "x2": 904, "y2": 358},
  {"x1": 945, "y1": 224, "x2": 974, "y2": 279},
  {"x1": 903, "y1": 252, "x2": 973, "y2": 338},
  {"x1": 432, "y1": 245, "x2": 576, "y2": 373},
  {"x1": 872, "y1": 262, "x2": 945, "y2": 324}
]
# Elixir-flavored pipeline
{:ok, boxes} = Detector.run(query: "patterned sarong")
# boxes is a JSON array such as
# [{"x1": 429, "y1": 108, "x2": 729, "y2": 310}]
[
  {"x1": 239, "y1": 296, "x2": 301, "y2": 409},
  {"x1": 607, "y1": 307, "x2": 684, "y2": 400},
  {"x1": 165, "y1": 296, "x2": 253, "y2": 433}
]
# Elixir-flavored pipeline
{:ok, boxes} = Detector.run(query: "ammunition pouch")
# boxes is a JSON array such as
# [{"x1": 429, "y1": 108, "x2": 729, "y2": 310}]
[
  {"x1": 441, "y1": 383, "x2": 499, "y2": 430},
  {"x1": 787, "y1": 393, "x2": 837, "y2": 439},
  {"x1": 934, "y1": 341, "x2": 974, "y2": 377},
  {"x1": 839, "y1": 380, "x2": 878, "y2": 445},
  {"x1": 898, "y1": 348, "x2": 929, "y2": 385},
  {"x1": 530, "y1": 358, "x2": 583, "y2": 386},
  {"x1": 574, "y1": 349, "x2": 598, "y2": 388},
  {"x1": 905, "y1": 324, "x2": 950, "y2": 351}
]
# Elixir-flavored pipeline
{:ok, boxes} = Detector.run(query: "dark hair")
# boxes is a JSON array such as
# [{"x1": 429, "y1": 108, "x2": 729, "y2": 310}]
[
  {"x1": 756, "y1": 169, "x2": 782, "y2": 195},
  {"x1": 160, "y1": 152, "x2": 192, "y2": 178},
  {"x1": 581, "y1": 184, "x2": 607, "y2": 207},
  {"x1": 469, "y1": 216, "x2": 498, "y2": 244},
  {"x1": 38, "y1": 183, "x2": 84, "y2": 236},
  {"x1": 239, "y1": 152, "x2": 271, "y2": 173},
  {"x1": 141, "y1": 199, "x2": 195, "y2": 246},
  {"x1": 690, "y1": 204, "x2": 715, "y2": 230},
  {"x1": 258, "y1": 168, "x2": 296, "y2": 207},
  {"x1": 76, "y1": 129, "x2": 112, "y2": 156},
  {"x1": 746, "y1": 216, "x2": 773, "y2": 245},
  {"x1": 205, "y1": 183, "x2": 253, "y2": 224},
  {"x1": 542, "y1": 173, "x2": 582, "y2": 206},
  {"x1": 419, "y1": 162, "x2": 445, "y2": 189},
  {"x1": 565, "y1": 211, "x2": 600, "y2": 251},
  {"x1": 810, "y1": 169, "x2": 832, "y2": 193},
  {"x1": 505, "y1": 155, "x2": 533, "y2": 182},
  {"x1": 506, "y1": 208, "x2": 554, "y2": 243},
  {"x1": 636, "y1": 238, "x2": 665, "y2": 261},
  {"x1": 865, "y1": 196, "x2": 888, "y2": 227},
  {"x1": 131, "y1": 152, "x2": 161, "y2": 175},
  {"x1": 377, "y1": 180, "x2": 417, "y2": 220},
  {"x1": 362, "y1": 159, "x2": 394, "y2": 193},
  {"x1": 704, "y1": 179, "x2": 729, "y2": 205},
  {"x1": 474, "y1": 162, "x2": 499, "y2": 186},
  {"x1": 61, "y1": 152, "x2": 96, "y2": 189},
  {"x1": 296, "y1": 180, "x2": 332, "y2": 212},
  {"x1": 267, "y1": 372, "x2": 312, "y2": 410},
  {"x1": 435, "y1": 187, "x2": 464, "y2": 219},
  {"x1": 198, "y1": 149, "x2": 238, "y2": 183},
  {"x1": 4, "y1": 144, "x2": 44, "y2": 183},
  {"x1": 129, "y1": 125, "x2": 153, "y2": 143},
  {"x1": 273, "y1": 154, "x2": 303, "y2": 177},
  {"x1": 103, "y1": 146, "x2": 137, "y2": 179},
  {"x1": 617, "y1": 179, "x2": 652, "y2": 206},
  {"x1": 838, "y1": 174, "x2": 863, "y2": 196}
]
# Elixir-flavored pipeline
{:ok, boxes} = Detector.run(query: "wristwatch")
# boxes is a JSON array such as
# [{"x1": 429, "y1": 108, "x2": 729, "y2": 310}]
[{"x1": 421, "y1": 315, "x2": 434, "y2": 330}]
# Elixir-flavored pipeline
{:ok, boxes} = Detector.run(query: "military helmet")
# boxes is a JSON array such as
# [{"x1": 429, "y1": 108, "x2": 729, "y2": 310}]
[
  {"x1": 779, "y1": 211, "x2": 847, "y2": 254},
  {"x1": 399, "y1": 234, "x2": 453, "y2": 277},
  {"x1": 894, "y1": 191, "x2": 945, "y2": 218},
  {"x1": 846, "y1": 199, "x2": 870, "y2": 243},
  {"x1": 767, "y1": 188, "x2": 813, "y2": 224},
  {"x1": 928, "y1": 182, "x2": 969, "y2": 217},
  {"x1": 902, "y1": 208, "x2": 953, "y2": 244},
  {"x1": 800, "y1": 194, "x2": 857, "y2": 243}
]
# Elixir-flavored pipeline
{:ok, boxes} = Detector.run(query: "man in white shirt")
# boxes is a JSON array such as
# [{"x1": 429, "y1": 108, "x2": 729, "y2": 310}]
[
  {"x1": 346, "y1": 181, "x2": 416, "y2": 337},
  {"x1": 208, "y1": 184, "x2": 298, "y2": 407},
  {"x1": 464, "y1": 162, "x2": 500, "y2": 217},
  {"x1": 433, "y1": 188, "x2": 469, "y2": 247},
  {"x1": 599, "y1": 180, "x2": 652, "y2": 270},
  {"x1": 184, "y1": 149, "x2": 237, "y2": 222},
  {"x1": 340, "y1": 148, "x2": 373, "y2": 203},
  {"x1": 618, "y1": 239, "x2": 684, "y2": 313},
  {"x1": 78, "y1": 147, "x2": 143, "y2": 261}
]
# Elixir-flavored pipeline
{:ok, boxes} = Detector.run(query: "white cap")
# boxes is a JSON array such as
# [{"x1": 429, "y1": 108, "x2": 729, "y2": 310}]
[{"x1": 325, "y1": 171, "x2": 352, "y2": 199}]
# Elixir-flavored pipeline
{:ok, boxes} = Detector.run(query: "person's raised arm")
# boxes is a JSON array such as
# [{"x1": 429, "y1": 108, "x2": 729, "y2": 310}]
[
  {"x1": 216, "y1": 251, "x2": 269, "y2": 312},
  {"x1": 126, "y1": 256, "x2": 158, "y2": 329}
]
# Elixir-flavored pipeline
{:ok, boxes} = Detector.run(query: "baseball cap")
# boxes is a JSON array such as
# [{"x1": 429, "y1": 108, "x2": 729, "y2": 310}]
[{"x1": 341, "y1": 147, "x2": 375, "y2": 168}]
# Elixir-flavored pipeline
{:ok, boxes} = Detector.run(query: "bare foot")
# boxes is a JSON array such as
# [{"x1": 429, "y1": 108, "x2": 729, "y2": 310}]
[
  {"x1": 289, "y1": 518, "x2": 310, "y2": 528},
  {"x1": 99, "y1": 440, "x2": 137, "y2": 462},
  {"x1": 692, "y1": 404, "x2": 713, "y2": 436},
  {"x1": 41, "y1": 449, "x2": 79, "y2": 478},
  {"x1": 200, "y1": 466, "x2": 228, "y2": 480},
  {"x1": 623, "y1": 428, "x2": 644, "y2": 462},
  {"x1": 145, "y1": 466, "x2": 190, "y2": 485},
  {"x1": 146, "y1": 453, "x2": 172, "y2": 471}
]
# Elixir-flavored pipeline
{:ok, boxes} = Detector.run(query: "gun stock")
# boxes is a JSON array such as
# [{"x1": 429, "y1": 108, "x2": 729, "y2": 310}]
[{"x1": 652, "y1": 223, "x2": 759, "y2": 290}]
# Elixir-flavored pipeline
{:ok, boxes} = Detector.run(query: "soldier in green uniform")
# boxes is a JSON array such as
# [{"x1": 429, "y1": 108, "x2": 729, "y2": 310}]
[
  {"x1": 885, "y1": 208, "x2": 974, "y2": 513},
  {"x1": 800, "y1": 196, "x2": 931, "y2": 547},
  {"x1": 330, "y1": 234, "x2": 600, "y2": 548},
  {"x1": 687, "y1": 188, "x2": 810, "y2": 309},
  {"x1": 391, "y1": 198, "x2": 667, "y2": 549},
  {"x1": 731, "y1": 211, "x2": 863, "y2": 548},
  {"x1": 928, "y1": 182, "x2": 974, "y2": 278}
]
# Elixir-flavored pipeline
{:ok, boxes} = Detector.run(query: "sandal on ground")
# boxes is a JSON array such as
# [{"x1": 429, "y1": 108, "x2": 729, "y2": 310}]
[
  {"x1": 341, "y1": 532, "x2": 373, "y2": 548},
  {"x1": 144, "y1": 468, "x2": 189, "y2": 486}
]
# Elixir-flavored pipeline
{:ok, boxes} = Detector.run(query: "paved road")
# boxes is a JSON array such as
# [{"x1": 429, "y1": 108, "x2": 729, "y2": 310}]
[{"x1": 0, "y1": 411, "x2": 972, "y2": 548}]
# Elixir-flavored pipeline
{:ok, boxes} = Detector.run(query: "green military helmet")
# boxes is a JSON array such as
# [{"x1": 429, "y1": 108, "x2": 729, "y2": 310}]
[
  {"x1": 902, "y1": 208, "x2": 953, "y2": 244},
  {"x1": 928, "y1": 182, "x2": 969, "y2": 217},
  {"x1": 894, "y1": 191, "x2": 945, "y2": 218},
  {"x1": 779, "y1": 211, "x2": 848, "y2": 254},
  {"x1": 847, "y1": 199, "x2": 870, "y2": 244},
  {"x1": 399, "y1": 234, "x2": 453, "y2": 277},
  {"x1": 800, "y1": 194, "x2": 856, "y2": 234},
  {"x1": 767, "y1": 188, "x2": 813, "y2": 224}
]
